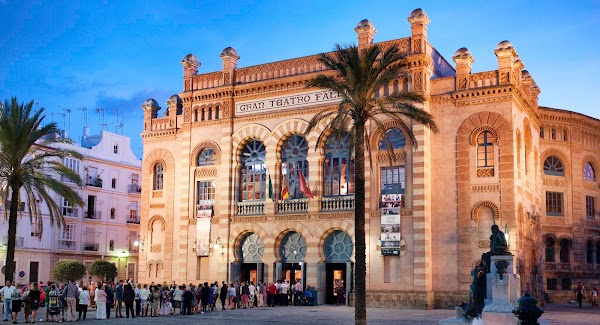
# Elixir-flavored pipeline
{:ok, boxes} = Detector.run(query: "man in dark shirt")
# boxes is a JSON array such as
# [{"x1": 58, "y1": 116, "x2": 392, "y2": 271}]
[
  {"x1": 219, "y1": 282, "x2": 227, "y2": 310},
  {"x1": 182, "y1": 289, "x2": 193, "y2": 315},
  {"x1": 115, "y1": 280, "x2": 124, "y2": 318},
  {"x1": 105, "y1": 283, "x2": 115, "y2": 319}
]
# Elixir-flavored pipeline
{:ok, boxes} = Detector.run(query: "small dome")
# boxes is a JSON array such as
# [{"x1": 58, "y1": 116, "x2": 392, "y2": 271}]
[
  {"x1": 495, "y1": 40, "x2": 513, "y2": 51},
  {"x1": 143, "y1": 98, "x2": 160, "y2": 108},
  {"x1": 409, "y1": 8, "x2": 428, "y2": 19},
  {"x1": 182, "y1": 53, "x2": 198, "y2": 62},
  {"x1": 356, "y1": 19, "x2": 374, "y2": 29},
  {"x1": 521, "y1": 70, "x2": 532, "y2": 79},
  {"x1": 454, "y1": 47, "x2": 471, "y2": 57},
  {"x1": 220, "y1": 47, "x2": 240, "y2": 58},
  {"x1": 166, "y1": 94, "x2": 182, "y2": 106}
]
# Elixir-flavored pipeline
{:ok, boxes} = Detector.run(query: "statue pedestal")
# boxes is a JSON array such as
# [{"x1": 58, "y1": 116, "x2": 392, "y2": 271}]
[
  {"x1": 439, "y1": 307, "x2": 473, "y2": 325},
  {"x1": 482, "y1": 255, "x2": 520, "y2": 325}
]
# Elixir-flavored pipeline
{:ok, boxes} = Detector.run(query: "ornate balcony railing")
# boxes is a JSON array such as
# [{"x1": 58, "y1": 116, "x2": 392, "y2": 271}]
[
  {"x1": 321, "y1": 196, "x2": 355, "y2": 212},
  {"x1": 83, "y1": 242, "x2": 99, "y2": 251},
  {"x1": 557, "y1": 263, "x2": 571, "y2": 271},
  {"x1": 62, "y1": 207, "x2": 79, "y2": 218},
  {"x1": 236, "y1": 201, "x2": 265, "y2": 216},
  {"x1": 277, "y1": 198, "x2": 309, "y2": 214},
  {"x1": 545, "y1": 262, "x2": 556, "y2": 271},
  {"x1": 126, "y1": 215, "x2": 140, "y2": 224},
  {"x1": 128, "y1": 184, "x2": 142, "y2": 193},
  {"x1": 57, "y1": 239, "x2": 77, "y2": 250},
  {"x1": 86, "y1": 177, "x2": 103, "y2": 188},
  {"x1": 84, "y1": 210, "x2": 101, "y2": 220}
]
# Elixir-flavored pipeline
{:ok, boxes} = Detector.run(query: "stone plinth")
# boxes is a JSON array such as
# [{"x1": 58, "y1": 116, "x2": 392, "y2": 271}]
[
  {"x1": 439, "y1": 307, "x2": 473, "y2": 325},
  {"x1": 482, "y1": 255, "x2": 520, "y2": 325}
]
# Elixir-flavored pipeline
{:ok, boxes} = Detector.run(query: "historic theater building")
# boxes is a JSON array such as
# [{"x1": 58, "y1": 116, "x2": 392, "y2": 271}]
[{"x1": 138, "y1": 8, "x2": 600, "y2": 307}]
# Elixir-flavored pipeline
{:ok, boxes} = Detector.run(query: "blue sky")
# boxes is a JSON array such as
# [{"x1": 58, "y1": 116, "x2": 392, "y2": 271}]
[{"x1": 1, "y1": 1, "x2": 599, "y2": 158}]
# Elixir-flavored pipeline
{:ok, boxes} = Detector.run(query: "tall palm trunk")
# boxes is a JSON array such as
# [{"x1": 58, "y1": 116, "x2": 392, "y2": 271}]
[
  {"x1": 354, "y1": 119, "x2": 367, "y2": 325},
  {"x1": 5, "y1": 185, "x2": 19, "y2": 283}
]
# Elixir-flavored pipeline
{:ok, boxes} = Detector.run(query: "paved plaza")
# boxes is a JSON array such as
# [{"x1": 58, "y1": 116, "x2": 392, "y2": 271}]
[{"x1": 3, "y1": 304, "x2": 599, "y2": 325}]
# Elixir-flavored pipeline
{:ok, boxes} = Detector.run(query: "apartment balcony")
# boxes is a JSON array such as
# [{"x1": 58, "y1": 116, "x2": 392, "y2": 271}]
[
  {"x1": 57, "y1": 239, "x2": 77, "y2": 250},
  {"x1": 126, "y1": 215, "x2": 140, "y2": 224},
  {"x1": 128, "y1": 184, "x2": 142, "y2": 194},
  {"x1": 236, "y1": 201, "x2": 265, "y2": 216},
  {"x1": 276, "y1": 198, "x2": 309, "y2": 214},
  {"x1": 2, "y1": 236, "x2": 24, "y2": 248},
  {"x1": 83, "y1": 242, "x2": 99, "y2": 251},
  {"x1": 84, "y1": 210, "x2": 101, "y2": 220},
  {"x1": 62, "y1": 207, "x2": 79, "y2": 218},
  {"x1": 321, "y1": 196, "x2": 355, "y2": 212},
  {"x1": 86, "y1": 177, "x2": 103, "y2": 188}
]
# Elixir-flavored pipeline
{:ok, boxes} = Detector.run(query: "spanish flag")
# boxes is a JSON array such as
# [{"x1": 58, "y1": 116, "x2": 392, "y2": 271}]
[{"x1": 281, "y1": 174, "x2": 290, "y2": 200}]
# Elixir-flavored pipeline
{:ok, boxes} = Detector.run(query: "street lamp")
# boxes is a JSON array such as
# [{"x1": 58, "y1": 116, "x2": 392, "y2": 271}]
[{"x1": 504, "y1": 224, "x2": 510, "y2": 248}]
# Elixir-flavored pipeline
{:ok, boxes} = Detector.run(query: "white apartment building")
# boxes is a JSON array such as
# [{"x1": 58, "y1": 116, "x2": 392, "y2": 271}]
[{"x1": 0, "y1": 128, "x2": 142, "y2": 285}]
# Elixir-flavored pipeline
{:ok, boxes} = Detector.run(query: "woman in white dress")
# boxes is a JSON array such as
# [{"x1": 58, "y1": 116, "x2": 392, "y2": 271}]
[{"x1": 95, "y1": 283, "x2": 107, "y2": 320}]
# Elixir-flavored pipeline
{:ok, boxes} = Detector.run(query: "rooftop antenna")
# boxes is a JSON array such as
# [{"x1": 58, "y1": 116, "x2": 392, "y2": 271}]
[
  {"x1": 77, "y1": 107, "x2": 88, "y2": 127},
  {"x1": 112, "y1": 109, "x2": 124, "y2": 135},
  {"x1": 62, "y1": 107, "x2": 71, "y2": 137},
  {"x1": 95, "y1": 107, "x2": 108, "y2": 131}
]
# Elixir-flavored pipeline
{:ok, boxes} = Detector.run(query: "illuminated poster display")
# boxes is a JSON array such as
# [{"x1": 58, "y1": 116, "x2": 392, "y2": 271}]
[{"x1": 380, "y1": 194, "x2": 401, "y2": 256}]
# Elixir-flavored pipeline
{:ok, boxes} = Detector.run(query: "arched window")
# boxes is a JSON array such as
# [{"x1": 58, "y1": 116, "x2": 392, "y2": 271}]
[
  {"x1": 378, "y1": 128, "x2": 406, "y2": 150},
  {"x1": 111, "y1": 178, "x2": 117, "y2": 189},
  {"x1": 323, "y1": 133, "x2": 354, "y2": 196},
  {"x1": 563, "y1": 130, "x2": 568, "y2": 141},
  {"x1": 240, "y1": 140, "x2": 266, "y2": 201},
  {"x1": 584, "y1": 162, "x2": 596, "y2": 181},
  {"x1": 539, "y1": 127, "x2": 544, "y2": 138},
  {"x1": 153, "y1": 163, "x2": 164, "y2": 190},
  {"x1": 281, "y1": 135, "x2": 309, "y2": 199},
  {"x1": 543, "y1": 156, "x2": 564, "y2": 176},
  {"x1": 551, "y1": 129, "x2": 556, "y2": 140},
  {"x1": 545, "y1": 237, "x2": 555, "y2": 262},
  {"x1": 110, "y1": 208, "x2": 116, "y2": 219},
  {"x1": 477, "y1": 131, "x2": 494, "y2": 168},
  {"x1": 586, "y1": 240, "x2": 594, "y2": 264},
  {"x1": 559, "y1": 238, "x2": 570, "y2": 263},
  {"x1": 197, "y1": 148, "x2": 216, "y2": 166}
]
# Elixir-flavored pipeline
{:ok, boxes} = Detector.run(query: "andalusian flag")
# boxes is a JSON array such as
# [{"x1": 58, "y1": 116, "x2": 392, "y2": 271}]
[
  {"x1": 281, "y1": 174, "x2": 290, "y2": 200},
  {"x1": 268, "y1": 174, "x2": 273, "y2": 200}
]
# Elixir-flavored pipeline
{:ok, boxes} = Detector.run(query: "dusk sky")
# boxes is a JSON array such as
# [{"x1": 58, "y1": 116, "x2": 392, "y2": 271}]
[{"x1": 1, "y1": 1, "x2": 599, "y2": 158}]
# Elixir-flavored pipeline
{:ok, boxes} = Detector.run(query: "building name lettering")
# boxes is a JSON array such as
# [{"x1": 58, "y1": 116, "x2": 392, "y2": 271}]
[{"x1": 235, "y1": 90, "x2": 341, "y2": 116}]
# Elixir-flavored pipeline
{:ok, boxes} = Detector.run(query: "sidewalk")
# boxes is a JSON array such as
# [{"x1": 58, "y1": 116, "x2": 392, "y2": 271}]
[{"x1": 1, "y1": 304, "x2": 598, "y2": 324}]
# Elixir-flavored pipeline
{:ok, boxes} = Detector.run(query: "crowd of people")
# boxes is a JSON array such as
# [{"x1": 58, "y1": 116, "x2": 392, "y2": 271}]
[{"x1": 0, "y1": 278, "x2": 316, "y2": 323}]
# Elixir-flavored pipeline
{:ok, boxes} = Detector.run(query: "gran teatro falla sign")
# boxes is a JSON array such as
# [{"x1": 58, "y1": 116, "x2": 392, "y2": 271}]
[{"x1": 235, "y1": 90, "x2": 342, "y2": 116}]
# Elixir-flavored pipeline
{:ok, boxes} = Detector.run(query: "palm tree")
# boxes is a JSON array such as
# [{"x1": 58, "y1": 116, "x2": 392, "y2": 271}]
[
  {"x1": 305, "y1": 44, "x2": 438, "y2": 325},
  {"x1": 0, "y1": 97, "x2": 84, "y2": 283}
]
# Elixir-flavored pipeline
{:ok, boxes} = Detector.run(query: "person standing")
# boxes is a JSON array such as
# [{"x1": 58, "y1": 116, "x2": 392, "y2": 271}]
[
  {"x1": 63, "y1": 280, "x2": 79, "y2": 322},
  {"x1": 0, "y1": 280, "x2": 15, "y2": 322},
  {"x1": 226, "y1": 283, "x2": 236, "y2": 310},
  {"x1": 48, "y1": 285, "x2": 61, "y2": 322},
  {"x1": 294, "y1": 281, "x2": 303, "y2": 306},
  {"x1": 182, "y1": 287, "x2": 193, "y2": 315},
  {"x1": 140, "y1": 284, "x2": 149, "y2": 317},
  {"x1": 78, "y1": 287, "x2": 90, "y2": 320},
  {"x1": 94, "y1": 283, "x2": 107, "y2": 320},
  {"x1": 261, "y1": 281, "x2": 267, "y2": 307},
  {"x1": 219, "y1": 282, "x2": 227, "y2": 310},
  {"x1": 115, "y1": 280, "x2": 124, "y2": 318},
  {"x1": 123, "y1": 283, "x2": 135, "y2": 318},
  {"x1": 43, "y1": 281, "x2": 52, "y2": 322},
  {"x1": 134, "y1": 283, "x2": 141, "y2": 317},
  {"x1": 105, "y1": 282, "x2": 115, "y2": 319},
  {"x1": 267, "y1": 282, "x2": 277, "y2": 307},
  {"x1": 248, "y1": 282, "x2": 256, "y2": 308},
  {"x1": 592, "y1": 285, "x2": 598, "y2": 309},
  {"x1": 576, "y1": 281, "x2": 585, "y2": 308},
  {"x1": 172, "y1": 285, "x2": 183, "y2": 315},
  {"x1": 11, "y1": 283, "x2": 22, "y2": 324},
  {"x1": 28, "y1": 282, "x2": 42, "y2": 323}
]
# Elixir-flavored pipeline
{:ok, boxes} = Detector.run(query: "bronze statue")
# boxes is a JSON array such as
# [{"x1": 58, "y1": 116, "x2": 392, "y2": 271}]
[
  {"x1": 462, "y1": 224, "x2": 511, "y2": 318},
  {"x1": 489, "y1": 224, "x2": 508, "y2": 255}
]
